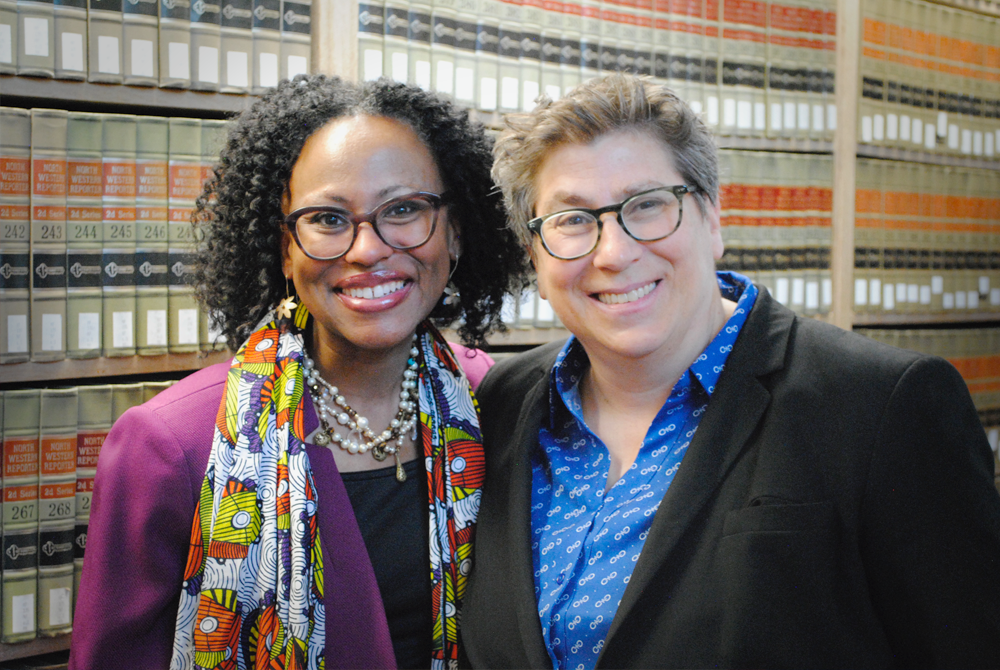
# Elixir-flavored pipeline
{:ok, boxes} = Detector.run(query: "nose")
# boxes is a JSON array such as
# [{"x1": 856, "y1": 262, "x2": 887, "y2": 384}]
[
  {"x1": 343, "y1": 221, "x2": 392, "y2": 266},
  {"x1": 591, "y1": 212, "x2": 642, "y2": 271}
]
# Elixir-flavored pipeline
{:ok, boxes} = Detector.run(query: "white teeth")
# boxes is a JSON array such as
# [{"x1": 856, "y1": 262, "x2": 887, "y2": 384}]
[
  {"x1": 344, "y1": 280, "x2": 405, "y2": 299},
  {"x1": 597, "y1": 281, "x2": 657, "y2": 305}
]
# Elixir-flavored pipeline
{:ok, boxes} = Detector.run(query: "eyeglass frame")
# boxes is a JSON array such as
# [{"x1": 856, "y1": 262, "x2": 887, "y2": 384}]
[
  {"x1": 527, "y1": 185, "x2": 701, "y2": 260},
  {"x1": 283, "y1": 191, "x2": 451, "y2": 261}
]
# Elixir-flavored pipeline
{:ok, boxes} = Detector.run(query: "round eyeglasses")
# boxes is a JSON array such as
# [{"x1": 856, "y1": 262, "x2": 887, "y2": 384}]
[
  {"x1": 527, "y1": 185, "x2": 699, "y2": 260},
  {"x1": 284, "y1": 191, "x2": 450, "y2": 261}
]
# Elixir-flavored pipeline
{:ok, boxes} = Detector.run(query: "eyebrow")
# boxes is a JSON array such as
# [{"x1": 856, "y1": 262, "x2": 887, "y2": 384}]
[
  {"x1": 541, "y1": 183, "x2": 667, "y2": 211},
  {"x1": 304, "y1": 186, "x2": 431, "y2": 209}
]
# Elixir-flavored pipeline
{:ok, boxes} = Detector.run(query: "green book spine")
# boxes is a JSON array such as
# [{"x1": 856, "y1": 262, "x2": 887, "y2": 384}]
[
  {"x1": 66, "y1": 112, "x2": 104, "y2": 359},
  {"x1": 53, "y1": 0, "x2": 87, "y2": 79},
  {"x1": 87, "y1": 0, "x2": 123, "y2": 82},
  {"x1": 167, "y1": 117, "x2": 202, "y2": 353},
  {"x1": 121, "y1": 0, "x2": 157, "y2": 84},
  {"x1": 141, "y1": 380, "x2": 173, "y2": 403},
  {"x1": 74, "y1": 384, "x2": 112, "y2": 613},
  {"x1": 158, "y1": 0, "x2": 190, "y2": 87},
  {"x1": 2, "y1": 389, "x2": 41, "y2": 643},
  {"x1": 30, "y1": 108, "x2": 69, "y2": 362},
  {"x1": 101, "y1": 113, "x2": 138, "y2": 357},
  {"x1": 0, "y1": 0, "x2": 17, "y2": 73},
  {"x1": 135, "y1": 116, "x2": 170, "y2": 355},
  {"x1": 198, "y1": 119, "x2": 227, "y2": 352},
  {"x1": 219, "y1": 0, "x2": 252, "y2": 93},
  {"x1": 16, "y1": 0, "x2": 55, "y2": 76},
  {"x1": 38, "y1": 387, "x2": 77, "y2": 637},
  {"x1": 0, "y1": 107, "x2": 32, "y2": 364}
]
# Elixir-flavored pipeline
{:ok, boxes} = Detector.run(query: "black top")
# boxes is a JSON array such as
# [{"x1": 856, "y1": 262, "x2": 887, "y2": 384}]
[{"x1": 342, "y1": 458, "x2": 431, "y2": 670}]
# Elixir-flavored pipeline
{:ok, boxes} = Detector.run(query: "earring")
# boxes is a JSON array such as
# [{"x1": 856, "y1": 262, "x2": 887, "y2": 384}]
[
  {"x1": 443, "y1": 256, "x2": 460, "y2": 306},
  {"x1": 277, "y1": 277, "x2": 299, "y2": 320}
]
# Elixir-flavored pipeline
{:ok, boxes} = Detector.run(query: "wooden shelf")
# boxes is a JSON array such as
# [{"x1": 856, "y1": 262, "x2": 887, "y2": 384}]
[
  {"x1": 0, "y1": 351, "x2": 231, "y2": 386},
  {"x1": 853, "y1": 311, "x2": 1000, "y2": 327},
  {"x1": 857, "y1": 144, "x2": 1000, "y2": 170},
  {"x1": 0, "y1": 75, "x2": 254, "y2": 118},
  {"x1": 926, "y1": 0, "x2": 1000, "y2": 18},
  {"x1": 0, "y1": 634, "x2": 70, "y2": 662},
  {"x1": 716, "y1": 136, "x2": 834, "y2": 153}
]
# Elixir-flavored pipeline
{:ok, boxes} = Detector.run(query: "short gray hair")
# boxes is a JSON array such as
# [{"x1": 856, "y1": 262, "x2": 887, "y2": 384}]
[{"x1": 492, "y1": 73, "x2": 719, "y2": 247}]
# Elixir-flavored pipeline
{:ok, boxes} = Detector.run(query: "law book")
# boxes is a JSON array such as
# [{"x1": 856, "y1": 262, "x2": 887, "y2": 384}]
[
  {"x1": 476, "y1": 0, "x2": 500, "y2": 111},
  {"x1": 101, "y1": 114, "x2": 138, "y2": 357},
  {"x1": 53, "y1": 0, "x2": 87, "y2": 79},
  {"x1": 578, "y1": 0, "x2": 599, "y2": 85},
  {"x1": 135, "y1": 115, "x2": 170, "y2": 356},
  {"x1": 430, "y1": 0, "x2": 457, "y2": 98},
  {"x1": 279, "y1": 0, "x2": 309, "y2": 80},
  {"x1": 538, "y1": 0, "x2": 561, "y2": 101},
  {"x1": 65, "y1": 111, "x2": 104, "y2": 359},
  {"x1": 87, "y1": 0, "x2": 123, "y2": 82},
  {"x1": 519, "y1": 0, "x2": 542, "y2": 110},
  {"x1": 158, "y1": 0, "x2": 191, "y2": 87},
  {"x1": 0, "y1": 0, "x2": 17, "y2": 72},
  {"x1": 122, "y1": 0, "x2": 158, "y2": 84},
  {"x1": 199, "y1": 118, "x2": 227, "y2": 352},
  {"x1": 357, "y1": 0, "x2": 384, "y2": 81},
  {"x1": 142, "y1": 380, "x2": 174, "y2": 401},
  {"x1": 2, "y1": 388, "x2": 40, "y2": 644},
  {"x1": 37, "y1": 387, "x2": 77, "y2": 637},
  {"x1": 30, "y1": 109, "x2": 68, "y2": 362},
  {"x1": 0, "y1": 107, "x2": 32, "y2": 364},
  {"x1": 559, "y1": 2, "x2": 582, "y2": 98},
  {"x1": 16, "y1": 0, "x2": 55, "y2": 76},
  {"x1": 718, "y1": 0, "x2": 766, "y2": 137},
  {"x1": 452, "y1": 0, "x2": 477, "y2": 106},
  {"x1": 168, "y1": 117, "x2": 202, "y2": 353},
  {"x1": 73, "y1": 384, "x2": 111, "y2": 611},
  {"x1": 408, "y1": 0, "x2": 432, "y2": 90},
  {"x1": 251, "y1": 0, "x2": 280, "y2": 91},
  {"x1": 218, "y1": 0, "x2": 252, "y2": 92},
  {"x1": 190, "y1": 0, "x2": 222, "y2": 90},
  {"x1": 496, "y1": 0, "x2": 520, "y2": 112}
]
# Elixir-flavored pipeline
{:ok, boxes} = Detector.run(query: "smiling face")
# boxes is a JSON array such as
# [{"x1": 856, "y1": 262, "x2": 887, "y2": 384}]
[
  {"x1": 531, "y1": 129, "x2": 726, "y2": 366},
  {"x1": 282, "y1": 115, "x2": 457, "y2": 357}
]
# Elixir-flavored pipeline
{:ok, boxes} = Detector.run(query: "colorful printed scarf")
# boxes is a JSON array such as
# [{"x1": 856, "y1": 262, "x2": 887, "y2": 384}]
[{"x1": 171, "y1": 304, "x2": 485, "y2": 670}]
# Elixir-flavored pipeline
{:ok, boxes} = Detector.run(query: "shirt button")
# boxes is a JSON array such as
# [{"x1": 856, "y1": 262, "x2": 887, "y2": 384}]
[{"x1": 555, "y1": 574, "x2": 565, "y2": 585}]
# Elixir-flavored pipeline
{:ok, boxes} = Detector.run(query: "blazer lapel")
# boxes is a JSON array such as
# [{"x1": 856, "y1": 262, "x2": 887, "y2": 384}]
[{"x1": 602, "y1": 291, "x2": 794, "y2": 648}]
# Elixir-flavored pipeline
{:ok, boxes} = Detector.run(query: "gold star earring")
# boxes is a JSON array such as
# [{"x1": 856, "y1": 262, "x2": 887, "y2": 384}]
[{"x1": 277, "y1": 277, "x2": 298, "y2": 320}]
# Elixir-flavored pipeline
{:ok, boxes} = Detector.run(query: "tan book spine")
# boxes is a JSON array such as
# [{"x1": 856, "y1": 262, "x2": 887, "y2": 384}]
[
  {"x1": 101, "y1": 114, "x2": 138, "y2": 357},
  {"x1": 167, "y1": 117, "x2": 202, "y2": 353},
  {"x1": 0, "y1": 107, "x2": 32, "y2": 364}
]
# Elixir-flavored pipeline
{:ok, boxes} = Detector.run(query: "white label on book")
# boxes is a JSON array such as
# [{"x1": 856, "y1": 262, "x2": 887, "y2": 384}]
[
  {"x1": 791, "y1": 278, "x2": 804, "y2": 306},
  {"x1": 501, "y1": 76, "x2": 518, "y2": 109},
  {"x1": 973, "y1": 131, "x2": 983, "y2": 156},
  {"x1": 722, "y1": 98, "x2": 735, "y2": 128},
  {"x1": 536, "y1": 297, "x2": 554, "y2": 323},
  {"x1": 822, "y1": 278, "x2": 832, "y2": 307},
  {"x1": 545, "y1": 84, "x2": 561, "y2": 101},
  {"x1": 980, "y1": 276, "x2": 990, "y2": 294},
  {"x1": 960, "y1": 128, "x2": 971, "y2": 154},
  {"x1": 882, "y1": 283, "x2": 894, "y2": 310},
  {"x1": 895, "y1": 282, "x2": 906, "y2": 303},
  {"x1": 812, "y1": 104, "x2": 823, "y2": 132},
  {"x1": 869, "y1": 278, "x2": 881, "y2": 305},
  {"x1": 522, "y1": 79, "x2": 539, "y2": 111},
  {"x1": 826, "y1": 104, "x2": 836, "y2": 131},
  {"x1": 112, "y1": 311, "x2": 133, "y2": 348},
  {"x1": 886, "y1": 113, "x2": 897, "y2": 140},
  {"x1": 991, "y1": 288, "x2": 1000, "y2": 306},
  {"x1": 226, "y1": 50, "x2": 248, "y2": 88},
  {"x1": 415, "y1": 60, "x2": 430, "y2": 90},
  {"x1": 61, "y1": 32, "x2": 84, "y2": 70},
  {"x1": 754, "y1": 102, "x2": 765, "y2": 130},
  {"x1": 146, "y1": 309, "x2": 167, "y2": 346},
  {"x1": 11, "y1": 594, "x2": 34, "y2": 634},
  {"x1": 178, "y1": 308, "x2": 199, "y2": 344},
  {"x1": 736, "y1": 100, "x2": 750, "y2": 129},
  {"x1": 955, "y1": 291, "x2": 966, "y2": 309},
  {"x1": 968, "y1": 290, "x2": 978, "y2": 309},
  {"x1": 287, "y1": 55, "x2": 307, "y2": 79},
  {"x1": 937, "y1": 111, "x2": 947, "y2": 137},
  {"x1": 899, "y1": 115, "x2": 910, "y2": 141},
  {"x1": 479, "y1": 77, "x2": 497, "y2": 110},
  {"x1": 920, "y1": 285, "x2": 931, "y2": 305},
  {"x1": 198, "y1": 46, "x2": 218, "y2": 83},
  {"x1": 784, "y1": 102, "x2": 796, "y2": 130},
  {"x1": 924, "y1": 123, "x2": 935, "y2": 149},
  {"x1": 798, "y1": 103, "x2": 810, "y2": 132},
  {"x1": 7, "y1": 314, "x2": 27, "y2": 353},
  {"x1": 131, "y1": 38, "x2": 154, "y2": 77},
  {"x1": 986, "y1": 132, "x2": 995, "y2": 157},
  {"x1": 78, "y1": 312, "x2": 100, "y2": 350},
  {"x1": 455, "y1": 66, "x2": 474, "y2": 100},
  {"x1": 995, "y1": 130, "x2": 1000, "y2": 155},
  {"x1": 707, "y1": 96, "x2": 719, "y2": 126},
  {"x1": 260, "y1": 52, "x2": 278, "y2": 86},
  {"x1": 0, "y1": 24, "x2": 11, "y2": 63},
  {"x1": 906, "y1": 284, "x2": 918, "y2": 303},
  {"x1": 24, "y1": 17, "x2": 49, "y2": 57},
  {"x1": 873, "y1": 114, "x2": 884, "y2": 141},
  {"x1": 805, "y1": 281, "x2": 819, "y2": 310},
  {"x1": 942, "y1": 292, "x2": 954, "y2": 309},
  {"x1": 774, "y1": 277, "x2": 789, "y2": 305},
  {"x1": 98, "y1": 35, "x2": 120, "y2": 73},
  {"x1": 391, "y1": 51, "x2": 408, "y2": 82},
  {"x1": 947, "y1": 124, "x2": 959, "y2": 149},
  {"x1": 42, "y1": 313, "x2": 62, "y2": 351},
  {"x1": 931, "y1": 275, "x2": 943, "y2": 294},
  {"x1": 770, "y1": 103, "x2": 782, "y2": 131},
  {"x1": 49, "y1": 587, "x2": 71, "y2": 626},
  {"x1": 690, "y1": 100, "x2": 702, "y2": 115},
  {"x1": 861, "y1": 116, "x2": 872, "y2": 143},
  {"x1": 169, "y1": 41, "x2": 189, "y2": 79},
  {"x1": 362, "y1": 49, "x2": 381, "y2": 81},
  {"x1": 854, "y1": 278, "x2": 867, "y2": 306},
  {"x1": 436, "y1": 60, "x2": 454, "y2": 94},
  {"x1": 912, "y1": 118, "x2": 922, "y2": 145},
  {"x1": 988, "y1": 428, "x2": 999, "y2": 453}
]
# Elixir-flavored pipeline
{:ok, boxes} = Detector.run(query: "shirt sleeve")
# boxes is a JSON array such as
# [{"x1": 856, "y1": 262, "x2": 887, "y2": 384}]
[{"x1": 69, "y1": 403, "x2": 207, "y2": 670}]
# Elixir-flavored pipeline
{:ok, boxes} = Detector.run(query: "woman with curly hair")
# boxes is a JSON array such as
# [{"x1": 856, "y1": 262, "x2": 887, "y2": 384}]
[{"x1": 69, "y1": 75, "x2": 529, "y2": 670}]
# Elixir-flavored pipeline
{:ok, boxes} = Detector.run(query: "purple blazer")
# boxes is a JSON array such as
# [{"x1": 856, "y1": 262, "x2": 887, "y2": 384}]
[{"x1": 69, "y1": 344, "x2": 493, "y2": 670}]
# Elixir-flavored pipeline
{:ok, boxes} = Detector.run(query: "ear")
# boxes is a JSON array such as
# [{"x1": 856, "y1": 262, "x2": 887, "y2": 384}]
[
  {"x1": 705, "y1": 199, "x2": 725, "y2": 261},
  {"x1": 445, "y1": 219, "x2": 462, "y2": 262}
]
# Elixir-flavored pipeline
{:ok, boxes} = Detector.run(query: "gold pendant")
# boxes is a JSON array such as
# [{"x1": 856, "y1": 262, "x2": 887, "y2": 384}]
[
  {"x1": 394, "y1": 452, "x2": 406, "y2": 482},
  {"x1": 276, "y1": 295, "x2": 298, "y2": 320},
  {"x1": 371, "y1": 444, "x2": 388, "y2": 462}
]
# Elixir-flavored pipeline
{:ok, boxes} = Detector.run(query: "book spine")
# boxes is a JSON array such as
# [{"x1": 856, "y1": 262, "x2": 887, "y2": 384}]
[
  {"x1": 250, "y1": 0, "x2": 280, "y2": 91},
  {"x1": 474, "y1": 0, "x2": 499, "y2": 111},
  {"x1": 382, "y1": 0, "x2": 407, "y2": 82},
  {"x1": 158, "y1": 0, "x2": 191, "y2": 87},
  {"x1": 430, "y1": 0, "x2": 457, "y2": 99},
  {"x1": 279, "y1": 0, "x2": 309, "y2": 80},
  {"x1": 74, "y1": 384, "x2": 112, "y2": 613},
  {"x1": 0, "y1": 0, "x2": 17, "y2": 72},
  {"x1": 520, "y1": 0, "x2": 542, "y2": 110},
  {"x1": 53, "y1": 0, "x2": 87, "y2": 79},
  {"x1": 167, "y1": 117, "x2": 202, "y2": 353},
  {"x1": 357, "y1": 0, "x2": 384, "y2": 81},
  {"x1": 219, "y1": 0, "x2": 252, "y2": 92},
  {"x1": 198, "y1": 119, "x2": 226, "y2": 351},
  {"x1": 0, "y1": 107, "x2": 32, "y2": 364},
  {"x1": 409, "y1": 0, "x2": 433, "y2": 90},
  {"x1": 496, "y1": 0, "x2": 520, "y2": 111},
  {"x1": 16, "y1": 0, "x2": 55, "y2": 76},
  {"x1": 101, "y1": 114, "x2": 138, "y2": 357},
  {"x1": 453, "y1": 0, "x2": 478, "y2": 106},
  {"x1": 87, "y1": 0, "x2": 123, "y2": 82},
  {"x1": 136, "y1": 116, "x2": 170, "y2": 356},
  {"x1": 191, "y1": 0, "x2": 222, "y2": 90},
  {"x1": 122, "y1": 0, "x2": 159, "y2": 84},
  {"x1": 559, "y1": 2, "x2": 581, "y2": 102},
  {"x1": 30, "y1": 108, "x2": 68, "y2": 362}
]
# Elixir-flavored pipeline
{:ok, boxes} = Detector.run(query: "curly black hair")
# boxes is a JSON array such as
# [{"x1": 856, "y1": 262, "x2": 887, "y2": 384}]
[{"x1": 192, "y1": 74, "x2": 531, "y2": 351}]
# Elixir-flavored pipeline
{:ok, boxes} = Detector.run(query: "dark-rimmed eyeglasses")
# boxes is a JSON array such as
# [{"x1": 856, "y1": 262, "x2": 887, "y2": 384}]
[
  {"x1": 284, "y1": 191, "x2": 450, "y2": 261},
  {"x1": 527, "y1": 185, "x2": 699, "y2": 260}
]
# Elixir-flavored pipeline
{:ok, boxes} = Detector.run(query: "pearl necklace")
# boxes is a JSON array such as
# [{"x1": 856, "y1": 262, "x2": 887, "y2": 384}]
[{"x1": 302, "y1": 336, "x2": 419, "y2": 483}]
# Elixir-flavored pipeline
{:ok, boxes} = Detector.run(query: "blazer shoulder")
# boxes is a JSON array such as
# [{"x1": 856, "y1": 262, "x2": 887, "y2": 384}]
[{"x1": 478, "y1": 339, "x2": 565, "y2": 403}]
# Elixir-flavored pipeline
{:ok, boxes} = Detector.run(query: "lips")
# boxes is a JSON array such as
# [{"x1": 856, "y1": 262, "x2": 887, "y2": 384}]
[
  {"x1": 334, "y1": 271, "x2": 413, "y2": 312},
  {"x1": 594, "y1": 281, "x2": 659, "y2": 305}
]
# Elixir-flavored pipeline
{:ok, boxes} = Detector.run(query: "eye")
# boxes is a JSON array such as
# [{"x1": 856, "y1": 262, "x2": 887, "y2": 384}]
[
  {"x1": 547, "y1": 211, "x2": 594, "y2": 228},
  {"x1": 381, "y1": 198, "x2": 431, "y2": 223},
  {"x1": 303, "y1": 210, "x2": 350, "y2": 230}
]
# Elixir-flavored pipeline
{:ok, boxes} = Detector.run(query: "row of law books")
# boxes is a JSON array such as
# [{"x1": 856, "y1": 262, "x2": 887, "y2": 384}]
[
  {"x1": 356, "y1": 0, "x2": 838, "y2": 141},
  {"x1": 0, "y1": 381, "x2": 170, "y2": 643},
  {"x1": 717, "y1": 150, "x2": 833, "y2": 315},
  {"x1": 0, "y1": 107, "x2": 230, "y2": 365},
  {"x1": 0, "y1": 0, "x2": 311, "y2": 93},
  {"x1": 853, "y1": 158, "x2": 1000, "y2": 315},
  {"x1": 859, "y1": 0, "x2": 1000, "y2": 159}
]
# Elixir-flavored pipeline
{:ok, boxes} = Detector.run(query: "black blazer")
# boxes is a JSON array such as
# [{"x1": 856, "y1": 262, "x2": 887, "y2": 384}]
[{"x1": 461, "y1": 290, "x2": 1000, "y2": 669}]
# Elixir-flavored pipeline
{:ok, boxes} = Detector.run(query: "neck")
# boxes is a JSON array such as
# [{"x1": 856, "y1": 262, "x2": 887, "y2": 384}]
[{"x1": 307, "y1": 327, "x2": 417, "y2": 405}]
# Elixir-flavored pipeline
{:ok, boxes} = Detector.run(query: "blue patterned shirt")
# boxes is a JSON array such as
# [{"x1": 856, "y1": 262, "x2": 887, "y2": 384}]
[{"x1": 531, "y1": 272, "x2": 758, "y2": 670}]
